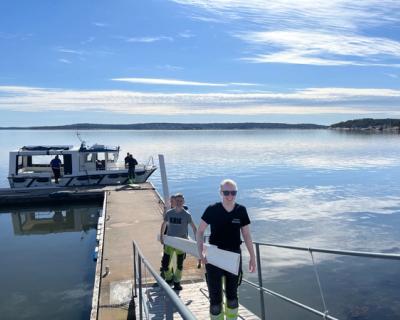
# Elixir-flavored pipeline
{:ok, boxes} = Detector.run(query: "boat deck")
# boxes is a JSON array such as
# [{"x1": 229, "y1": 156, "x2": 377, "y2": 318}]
[{"x1": 93, "y1": 184, "x2": 260, "y2": 320}]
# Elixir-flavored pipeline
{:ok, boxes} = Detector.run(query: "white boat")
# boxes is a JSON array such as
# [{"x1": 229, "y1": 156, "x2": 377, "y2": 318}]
[{"x1": 7, "y1": 143, "x2": 157, "y2": 188}]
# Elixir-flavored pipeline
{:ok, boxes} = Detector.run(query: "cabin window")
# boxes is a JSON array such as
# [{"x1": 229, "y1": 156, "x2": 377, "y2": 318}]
[
  {"x1": 97, "y1": 153, "x2": 106, "y2": 161},
  {"x1": 107, "y1": 153, "x2": 117, "y2": 163},
  {"x1": 18, "y1": 155, "x2": 65, "y2": 173},
  {"x1": 85, "y1": 153, "x2": 94, "y2": 162},
  {"x1": 16, "y1": 156, "x2": 23, "y2": 174},
  {"x1": 64, "y1": 154, "x2": 72, "y2": 175}
]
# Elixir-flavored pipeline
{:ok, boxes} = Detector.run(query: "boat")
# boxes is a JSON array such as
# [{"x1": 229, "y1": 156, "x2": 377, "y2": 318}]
[{"x1": 7, "y1": 142, "x2": 157, "y2": 188}]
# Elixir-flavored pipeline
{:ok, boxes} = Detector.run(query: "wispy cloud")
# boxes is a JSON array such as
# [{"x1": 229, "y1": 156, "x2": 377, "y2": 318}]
[
  {"x1": 112, "y1": 77, "x2": 259, "y2": 87},
  {"x1": 81, "y1": 37, "x2": 95, "y2": 45},
  {"x1": 92, "y1": 22, "x2": 108, "y2": 27},
  {"x1": 238, "y1": 30, "x2": 400, "y2": 66},
  {"x1": 111, "y1": 77, "x2": 227, "y2": 86},
  {"x1": 171, "y1": 0, "x2": 400, "y2": 66},
  {"x1": 384, "y1": 73, "x2": 399, "y2": 78},
  {"x1": 55, "y1": 48, "x2": 85, "y2": 55},
  {"x1": 156, "y1": 64, "x2": 184, "y2": 71},
  {"x1": 0, "y1": 32, "x2": 33, "y2": 40},
  {"x1": 119, "y1": 36, "x2": 173, "y2": 43},
  {"x1": 0, "y1": 85, "x2": 400, "y2": 116},
  {"x1": 179, "y1": 31, "x2": 194, "y2": 38},
  {"x1": 58, "y1": 58, "x2": 71, "y2": 64}
]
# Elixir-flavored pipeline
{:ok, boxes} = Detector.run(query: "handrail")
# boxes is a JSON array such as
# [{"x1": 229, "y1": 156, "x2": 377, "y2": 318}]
[
  {"x1": 132, "y1": 240, "x2": 196, "y2": 320},
  {"x1": 254, "y1": 241, "x2": 400, "y2": 260},
  {"x1": 247, "y1": 241, "x2": 400, "y2": 320},
  {"x1": 242, "y1": 278, "x2": 339, "y2": 320}
]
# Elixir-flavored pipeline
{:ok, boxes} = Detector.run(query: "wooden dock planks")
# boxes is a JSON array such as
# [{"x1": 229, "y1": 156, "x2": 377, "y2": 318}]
[{"x1": 93, "y1": 183, "x2": 260, "y2": 320}]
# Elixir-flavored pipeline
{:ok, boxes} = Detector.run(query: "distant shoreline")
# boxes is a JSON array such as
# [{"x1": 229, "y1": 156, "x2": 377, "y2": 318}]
[
  {"x1": 0, "y1": 118, "x2": 399, "y2": 132},
  {"x1": 0, "y1": 123, "x2": 327, "y2": 130}
]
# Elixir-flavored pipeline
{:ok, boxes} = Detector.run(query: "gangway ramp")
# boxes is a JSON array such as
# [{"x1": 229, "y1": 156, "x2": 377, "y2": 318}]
[{"x1": 91, "y1": 183, "x2": 260, "y2": 319}]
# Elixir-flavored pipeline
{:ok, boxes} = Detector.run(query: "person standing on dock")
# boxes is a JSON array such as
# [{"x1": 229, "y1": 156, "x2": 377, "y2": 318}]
[
  {"x1": 197, "y1": 179, "x2": 256, "y2": 320},
  {"x1": 126, "y1": 154, "x2": 138, "y2": 184},
  {"x1": 160, "y1": 193, "x2": 197, "y2": 291},
  {"x1": 50, "y1": 155, "x2": 62, "y2": 184}
]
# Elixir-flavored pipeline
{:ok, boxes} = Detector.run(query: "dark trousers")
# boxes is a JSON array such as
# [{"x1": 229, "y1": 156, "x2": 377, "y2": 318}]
[
  {"x1": 128, "y1": 167, "x2": 135, "y2": 181},
  {"x1": 205, "y1": 256, "x2": 242, "y2": 306},
  {"x1": 52, "y1": 168, "x2": 61, "y2": 182}
]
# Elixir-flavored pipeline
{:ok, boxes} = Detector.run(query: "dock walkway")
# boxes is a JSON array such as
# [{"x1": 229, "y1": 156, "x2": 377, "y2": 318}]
[{"x1": 93, "y1": 183, "x2": 260, "y2": 320}]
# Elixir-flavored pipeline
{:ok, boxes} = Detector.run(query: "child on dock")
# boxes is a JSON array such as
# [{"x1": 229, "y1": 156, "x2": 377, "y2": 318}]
[{"x1": 160, "y1": 193, "x2": 197, "y2": 290}]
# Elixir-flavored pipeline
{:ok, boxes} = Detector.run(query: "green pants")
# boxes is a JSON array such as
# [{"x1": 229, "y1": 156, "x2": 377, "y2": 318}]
[{"x1": 160, "y1": 245, "x2": 186, "y2": 282}]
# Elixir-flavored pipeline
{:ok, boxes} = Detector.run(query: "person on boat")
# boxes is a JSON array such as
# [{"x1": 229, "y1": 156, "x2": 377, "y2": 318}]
[
  {"x1": 50, "y1": 155, "x2": 62, "y2": 184},
  {"x1": 160, "y1": 193, "x2": 197, "y2": 291},
  {"x1": 196, "y1": 179, "x2": 256, "y2": 320},
  {"x1": 124, "y1": 152, "x2": 130, "y2": 168},
  {"x1": 126, "y1": 154, "x2": 138, "y2": 183}
]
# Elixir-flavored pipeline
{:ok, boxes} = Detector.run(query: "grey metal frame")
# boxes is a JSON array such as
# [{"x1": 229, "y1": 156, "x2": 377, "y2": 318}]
[
  {"x1": 132, "y1": 240, "x2": 196, "y2": 320},
  {"x1": 246, "y1": 241, "x2": 400, "y2": 320}
]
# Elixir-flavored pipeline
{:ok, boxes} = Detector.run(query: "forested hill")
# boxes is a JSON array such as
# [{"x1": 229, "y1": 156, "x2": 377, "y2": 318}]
[
  {"x1": 330, "y1": 118, "x2": 400, "y2": 131},
  {"x1": 0, "y1": 122, "x2": 327, "y2": 130}
]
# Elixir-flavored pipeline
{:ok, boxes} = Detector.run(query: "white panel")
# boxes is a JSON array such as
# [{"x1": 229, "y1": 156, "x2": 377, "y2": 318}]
[{"x1": 163, "y1": 235, "x2": 240, "y2": 275}]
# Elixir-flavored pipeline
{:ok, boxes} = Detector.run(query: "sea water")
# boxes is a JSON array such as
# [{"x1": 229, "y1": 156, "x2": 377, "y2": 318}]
[{"x1": 0, "y1": 129, "x2": 399, "y2": 319}]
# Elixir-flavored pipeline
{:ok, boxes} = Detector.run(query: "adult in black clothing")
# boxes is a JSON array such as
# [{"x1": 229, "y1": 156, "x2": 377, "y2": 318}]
[
  {"x1": 197, "y1": 179, "x2": 256, "y2": 320},
  {"x1": 50, "y1": 155, "x2": 62, "y2": 184},
  {"x1": 126, "y1": 154, "x2": 138, "y2": 183},
  {"x1": 124, "y1": 153, "x2": 130, "y2": 168}
]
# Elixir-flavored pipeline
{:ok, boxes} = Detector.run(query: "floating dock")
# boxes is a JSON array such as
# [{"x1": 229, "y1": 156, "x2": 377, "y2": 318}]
[
  {"x1": 0, "y1": 185, "x2": 109, "y2": 206},
  {"x1": 91, "y1": 183, "x2": 260, "y2": 320}
]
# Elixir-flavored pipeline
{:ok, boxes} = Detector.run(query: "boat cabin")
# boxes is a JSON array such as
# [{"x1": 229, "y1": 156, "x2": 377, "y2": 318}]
[{"x1": 8, "y1": 143, "x2": 156, "y2": 188}]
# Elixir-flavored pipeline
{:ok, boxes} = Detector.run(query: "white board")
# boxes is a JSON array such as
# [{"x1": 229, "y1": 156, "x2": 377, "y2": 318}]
[{"x1": 163, "y1": 235, "x2": 240, "y2": 275}]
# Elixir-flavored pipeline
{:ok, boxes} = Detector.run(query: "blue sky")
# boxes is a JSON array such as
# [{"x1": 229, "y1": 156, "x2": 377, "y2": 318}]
[{"x1": 0, "y1": 0, "x2": 400, "y2": 126}]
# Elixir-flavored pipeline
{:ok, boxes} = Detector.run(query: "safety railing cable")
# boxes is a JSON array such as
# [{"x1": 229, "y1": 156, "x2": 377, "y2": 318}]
[
  {"x1": 246, "y1": 241, "x2": 400, "y2": 320},
  {"x1": 132, "y1": 240, "x2": 196, "y2": 320}
]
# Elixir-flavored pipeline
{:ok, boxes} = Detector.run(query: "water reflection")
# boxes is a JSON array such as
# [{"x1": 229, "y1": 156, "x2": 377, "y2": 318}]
[
  {"x1": 241, "y1": 252, "x2": 400, "y2": 320},
  {"x1": 0, "y1": 203, "x2": 101, "y2": 320},
  {"x1": 11, "y1": 207, "x2": 99, "y2": 235}
]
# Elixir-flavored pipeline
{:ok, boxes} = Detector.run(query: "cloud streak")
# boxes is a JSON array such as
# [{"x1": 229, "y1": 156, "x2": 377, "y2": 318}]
[
  {"x1": 0, "y1": 85, "x2": 400, "y2": 117},
  {"x1": 111, "y1": 77, "x2": 227, "y2": 86},
  {"x1": 111, "y1": 77, "x2": 259, "y2": 87},
  {"x1": 171, "y1": 0, "x2": 400, "y2": 66},
  {"x1": 238, "y1": 31, "x2": 400, "y2": 66}
]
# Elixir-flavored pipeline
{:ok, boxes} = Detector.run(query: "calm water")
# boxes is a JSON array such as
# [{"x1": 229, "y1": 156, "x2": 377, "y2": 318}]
[{"x1": 0, "y1": 129, "x2": 400, "y2": 319}]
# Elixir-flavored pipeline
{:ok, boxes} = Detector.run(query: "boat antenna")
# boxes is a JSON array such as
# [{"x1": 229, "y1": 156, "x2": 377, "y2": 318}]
[{"x1": 76, "y1": 131, "x2": 86, "y2": 149}]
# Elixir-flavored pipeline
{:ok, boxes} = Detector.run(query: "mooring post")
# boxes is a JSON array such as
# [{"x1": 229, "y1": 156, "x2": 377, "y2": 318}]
[{"x1": 158, "y1": 154, "x2": 170, "y2": 205}]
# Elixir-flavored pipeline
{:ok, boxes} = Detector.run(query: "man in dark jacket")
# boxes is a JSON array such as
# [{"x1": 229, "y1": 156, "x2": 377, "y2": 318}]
[
  {"x1": 126, "y1": 154, "x2": 138, "y2": 183},
  {"x1": 50, "y1": 155, "x2": 62, "y2": 184}
]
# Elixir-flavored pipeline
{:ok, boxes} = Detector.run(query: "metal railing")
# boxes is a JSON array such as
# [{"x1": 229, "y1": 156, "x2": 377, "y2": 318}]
[
  {"x1": 244, "y1": 241, "x2": 400, "y2": 320},
  {"x1": 132, "y1": 240, "x2": 196, "y2": 320}
]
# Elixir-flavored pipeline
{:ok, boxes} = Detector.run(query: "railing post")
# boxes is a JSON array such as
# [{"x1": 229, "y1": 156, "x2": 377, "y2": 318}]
[
  {"x1": 138, "y1": 255, "x2": 143, "y2": 320},
  {"x1": 256, "y1": 243, "x2": 266, "y2": 319},
  {"x1": 165, "y1": 293, "x2": 173, "y2": 320},
  {"x1": 133, "y1": 243, "x2": 137, "y2": 297}
]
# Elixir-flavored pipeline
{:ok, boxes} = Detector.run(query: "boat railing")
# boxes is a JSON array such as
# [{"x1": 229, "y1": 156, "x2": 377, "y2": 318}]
[
  {"x1": 145, "y1": 156, "x2": 155, "y2": 168},
  {"x1": 132, "y1": 240, "x2": 196, "y2": 320},
  {"x1": 246, "y1": 241, "x2": 400, "y2": 320}
]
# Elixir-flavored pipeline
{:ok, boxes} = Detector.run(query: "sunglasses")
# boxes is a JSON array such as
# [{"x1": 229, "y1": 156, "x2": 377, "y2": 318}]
[{"x1": 222, "y1": 190, "x2": 237, "y2": 196}]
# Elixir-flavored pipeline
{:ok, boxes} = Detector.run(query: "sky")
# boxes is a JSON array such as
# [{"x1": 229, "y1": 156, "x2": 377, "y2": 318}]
[{"x1": 0, "y1": 0, "x2": 400, "y2": 126}]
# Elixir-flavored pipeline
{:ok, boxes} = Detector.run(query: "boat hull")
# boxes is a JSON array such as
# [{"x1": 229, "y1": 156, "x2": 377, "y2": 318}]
[{"x1": 8, "y1": 167, "x2": 157, "y2": 189}]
